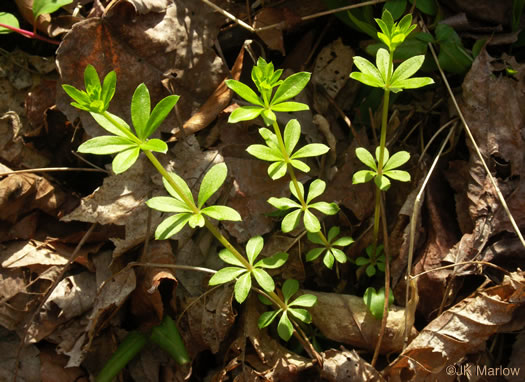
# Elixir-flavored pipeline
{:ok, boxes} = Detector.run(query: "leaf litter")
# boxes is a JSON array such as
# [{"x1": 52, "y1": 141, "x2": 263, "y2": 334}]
[{"x1": 1, "y1": 0, "x2": 525, "y2": 381}]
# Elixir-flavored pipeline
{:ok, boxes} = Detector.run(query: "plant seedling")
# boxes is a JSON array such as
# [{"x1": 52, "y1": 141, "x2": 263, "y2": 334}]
[
  {"x1": 258, "y1": 279, "x2": 317, "y2": 341},
  {"x1": 355, "y1": 244, "x2": 386, "y2": 277},
  {"x1": 208, "y1": 236, "x2": 289, "y2": 303},
  {"x1": 363, "y1": 286, "x2": 394, "y2": 319},
  {"x1": 306, "y1": 226, "x2": 354, "y2": 269}
]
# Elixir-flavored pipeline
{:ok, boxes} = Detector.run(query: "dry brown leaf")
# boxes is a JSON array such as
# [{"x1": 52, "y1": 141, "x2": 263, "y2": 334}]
[
  {"x1": 56, "y1": 0, "x2": 226, "y2": 138},
  {"x1": 0, "y1": 328, "x2": 40, "y2": 382},
  {"x1": 384, "y1": 271, "x2": 525, "y2": 381},
  {"x1": 312, "y1": 38, "x2": 354, "y2": 99},
  {"x1": 184, "y1": 285, "x2": 236, "y2": 355},
  {"x1": 40, "y1": 344, "x2": 86, "y2": 382},
  {"x1": 180, "y1": 46, "x2": 245, "y2": 137},
  {"x1": 130, "y1": 241, "x2": 178, "y2": 329},
  {"x1": 321, "y1": 348, "x2": 384, "y2": 382},
  {"x1": 307, "y1": 290, "x2": 416, "y2": 354}
]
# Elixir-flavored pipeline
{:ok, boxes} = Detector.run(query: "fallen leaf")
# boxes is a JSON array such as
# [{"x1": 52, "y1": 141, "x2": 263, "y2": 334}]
[
  {"x1": 384, "y1": 271, "x2": 525, "y2": 381},
  {"x1": 321, "y1": 347, "x2": 384, "y2": 382},
  {"x1": 307, "y1": 290, "x2": 416, "y2": 354},
  {"x1": 0, "y1": 328, "x2": 40, "y2": 382}
]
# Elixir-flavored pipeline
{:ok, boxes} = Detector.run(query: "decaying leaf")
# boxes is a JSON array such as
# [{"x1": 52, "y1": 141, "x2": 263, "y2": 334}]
[
  {"x1": 384, "y1": 271, "x2": 525, "y2": 381},
  {"x1": 321, "y1": 348, "x2": 384, "y2": 382}
]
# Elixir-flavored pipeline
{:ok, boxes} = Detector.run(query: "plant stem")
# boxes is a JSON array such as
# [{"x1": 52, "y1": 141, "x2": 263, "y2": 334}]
[
  {"x1": 102, "y1": 111, "x2": 142, "y2": 144},
  {"x1": 0, "y1": 22, "x2": 60, "y2": 45}
]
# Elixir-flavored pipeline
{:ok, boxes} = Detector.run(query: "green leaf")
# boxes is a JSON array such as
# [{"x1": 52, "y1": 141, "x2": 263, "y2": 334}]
[
  {"x1": 307, "y1": 231, "x2": 324, "y2": 246},
  {"x1": 77, "y1": 136, "x2": 136, "y2": 155},
  {"x1": 376, "y1": 48, "x2": 390, "y2": 83},
  {"x1": 0, "y1": 12, "x2": 20, "y2": 34},
  {"x1": 140, "y1": 139, "x2": 168, "y2": 153},
  {"x1": 391, "y1": 77, "x2": 435, "y2": 90},
  {"x1": 90, "y1": 112, "x2": 132, "y2": 138},
  {"x1": 355, "y1": 147, "x2": 376, "y2": 170},
  {"x1": 282, "y1": 279, "x2": 299, "y2": 303},
  {"x1": 188, "y1": 213, "x2": 205, "y2": 228},
  {"x1": 289, "y1": 308, "x2": 311, "y2": 323},
  {"x1": 289, "y1": 180, "x2": 304, "y2": 202},
  {"x1": 246, "y1": 144, "x2": 283, "y2": 162},
  {"x1": 268, "y1": 162, "x2": 288, "y2": 180},
  {"x1": 289, "y1": 294, "x2": 317, "y2": 308},
  {"x1": 258, "y1": 310, "x2": 281, "y2": 329},
  {"x1": 33, "y1": 0, "x2": 73, "y2": 19},
  {"x1": 145, "y1": 95, "x2": 179, "y2": 138},
  {"x1": 277, "y1": 312, "x2": 294, "y2": 341},
  {"x1": 309, "y1": 202, "x2": 339, "y2": 215},
  {"x1": 374, "y1": 174, "x2": 391, "y2": 191},
  {"x1": 330, "y1": 248, "x2": 347, "y2": 263},
  {"x1": 155, "y1": 213, "x2": 191, "y2": 240},
  {"x1": 435, "y1": 24, "x2": 473, "y2": 75},
  {"x1": 290, "y1": 159, "x2": 310, "y2": 173},
  {"x1": 131, "y1": 84, "x2": 151, "y2": 139},
  {"x1": 349, "y1": 72, "x2": 386, "y2": 88},
  {"x1": 292, "y1": 143, "x2": 330, "y2": 160},
  {"x1": 83, "y1": 64, "x2": 101, "y2": 97},
  {"x1": 352, "y1": 56, "x2": 383, "y2": 82},
  {"x1": 234, "y1": 273, "x2": 252, "y2": 303},
  {"x1": 246, "y1": 236, "x2": 264, "y2": 265},
  {"x1": 112, "y1": 146, "x2": 140, "y2": 174},
  {"x1": 261, "y1": 109, "x2": 277, "y2": 126},
  {"x1": 284, "y1": 119, "x2": 301, "y2": 155},
  {"x1": 376, "y1": 146, "x2": 390, "y2": 165},
  {"x1": 225, "y1": 79, "x2": 263, "y2": 106},
  {"x1": 327, "y1": 226, "x2": 340, "y2": 242},
  {"x1": 355, "y1": 256, "x2": 370, "y2": 266},
  {"x1": 333, "y1": 236, "x2": 354, "y2": 247},
  {"x1": 390, "y1": 55, "x2": 425, "y2": 84},
  {"x1": 258, "y1": 294, "x2": 274, "y2": 305},
  {"x1": 228, "y1": 106, "x2": 264, "y2": 123},
  {"x1": 101, "y1": 71, "x2": 117, "y2": 108},
  {"x1": 383, "y1": 150, "x2": 410, "y2": 171},
  {"x1": 363, "y1": 287, "x2": 394, "y2": 319},
  {"x1": 62, "y1": 85, "x2": 89, "y2": 106},
  {"x1": 218, "y1": 249, "x2": 245, "y2": 267},
  {"x1": 306, "y1": 179, "x2": 326, "y2": 204},
  {"x1": 271, "y1": 72, "x2": 311, "y2": 105},
  {"x1": 384, "y1": 169, "x2": 411, "y2": 182},
  {"x1": 208, "y1": 267, "x2": 246, "y2": 285},
  {"x1": 323, "y1": 252, "x2": 335, "y2": 269},
  {"x1": 409, "y1": 0, "x2": 436, "y2": 15},
  {"x1": 366, "y1": 264, "x2": 377, "y2": 277},
  {"x1": 281, "y1": 209, "x2": 302, "y2": 233},
  {"x1": 271, "y1": 102, "x2": 309, "y2": 112},
  {"x1": 146, "y1": 196, "x2": 193, "y2": 213},
  {"x1": 353, "y1": 170, "x2": 375, "y2": 184},
  {"x1": 162, "y1": 172, "x2": 194, "y2": 204},
  {"x1": 255, "y1": 252, "x2": 288, "y2": 269},
  {"x1": 267, "y1": 197, "x2": 300, "y2": 211},
  {"x1": 306, "y1": 247, "x2": 324, "y2": 262},
  {"x1": 252, "y1": 268, "x2": 275, "y2": 292},
  {"x1": 201, "y1": 205, "x2": 241, "y2": 221},
  {"x1": 198, "y1": 163, "x2": 227, "y2": 208},
  {"x1": 346, "y1": 8, "x2": 378, "y2": 39},
  {"x1": 383, "y1": 0, "x2": 407, "y2": 20}
]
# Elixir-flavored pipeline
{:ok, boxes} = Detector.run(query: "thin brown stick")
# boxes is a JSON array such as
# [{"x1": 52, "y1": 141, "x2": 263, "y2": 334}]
[
  {"x1": 422, "y1": 22, "x2": 525, "y2": 248},
  {"x1": 0, "y1": 167, "x2": 107, "y2": 177}
]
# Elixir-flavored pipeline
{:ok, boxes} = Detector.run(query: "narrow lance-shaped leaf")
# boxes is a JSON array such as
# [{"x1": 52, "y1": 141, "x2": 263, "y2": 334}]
[
  {"x1": 271, "y1": 72, "x2": 311, "y2": 105},
  {"x1": 112, "y1": 146, "x2": 140, "y2": 174},
  {"x1": 131, "y1": 84, "x2": 151, "y2": 139},
  {"x1": 225, "y1": 79, "x2": 263, "y2": 106},
  {"x1": 144, "y1": 95, "x2": 180, "y2": 138},
  {"x1": 198, "y1": 163, "x2": 227, "y2": 208},
  {"x1": 77, "y1": 136, "x2": 136, "y2": 155}
]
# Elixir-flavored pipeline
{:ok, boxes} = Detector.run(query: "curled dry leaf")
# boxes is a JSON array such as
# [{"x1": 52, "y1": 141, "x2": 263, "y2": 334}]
[
  {"x1": 321, "y1": 348, "x2": 384, "y2": 382},
  {"x1": 384, "y1": 271, "x2": 525, "y2": 381},
  {"x1": 130, "y1": 241, "x2": 178, "y2": 329}
]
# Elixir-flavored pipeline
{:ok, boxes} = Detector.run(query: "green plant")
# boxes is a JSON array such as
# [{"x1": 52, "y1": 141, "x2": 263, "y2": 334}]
[
  {"x1": 363, "y1": 286, "x2": 394, "y2": 320},
  {"x1": 226, "y1": 57, "x2": 354, "y2": 271},
  {"x1": 355, "y1": 244, "x2": 385, "y2": 277},
  {"x1": 63, "y1": 61, "x2": 324, "y2": 362},
  {"x1": 0, "y1": 0, "x2": 72, "y2": 44},
  {"x1": 306, "y1": 226, "x2": 354, "y2": 269},
  {"x1": 349, "y1": 10, "x2": 434, "y2": 317}
]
